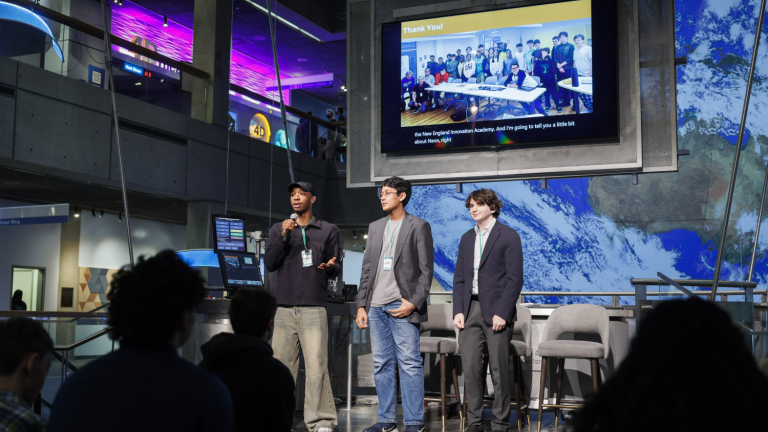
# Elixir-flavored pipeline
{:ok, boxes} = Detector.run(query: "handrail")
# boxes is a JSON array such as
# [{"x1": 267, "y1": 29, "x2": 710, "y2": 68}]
[
  {"x1": 66, "y1": 302, "x2": 111, "y2": 323},
  {"x1": 54, "y1": 327, "x2": 112, "y2": 351},
  {"x1": 630, "y1": 278, "x2": 757, "y2": 288},
  {"x1": 0, "y1": 311, "x2": 108, "y2": 318},
  {"x1": 428, "y1": 290, "x2": 767, "y2": 296}
]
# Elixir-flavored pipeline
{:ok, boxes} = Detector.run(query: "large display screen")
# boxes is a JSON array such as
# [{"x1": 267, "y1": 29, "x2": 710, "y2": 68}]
[
  {"x1": 212, "y1": 216, "x2": 246, "y2": 252},
  {"x1": 381, "y1": 0, "x2": 618, "y2": 152}
]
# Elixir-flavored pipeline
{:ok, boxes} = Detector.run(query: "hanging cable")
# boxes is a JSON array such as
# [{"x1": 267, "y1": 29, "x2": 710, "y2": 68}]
[
  {"x1": 99, "y1": 0, "x2": 134, "y2": 269},
  {"x1": 224, "y1": 0, "x2": 235, "y2": 215},
  {"x1": 265, "y1": 0, "x2": 295, "y2": 182}
]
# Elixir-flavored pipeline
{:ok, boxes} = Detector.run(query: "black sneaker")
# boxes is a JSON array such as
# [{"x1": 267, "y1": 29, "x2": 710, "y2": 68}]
[
  {"x1": 465, "y1": 426, "x2": 483, "y2": 432},
  {"x1": 363, "y1": 423, "x2": 397, "y2": 432}
]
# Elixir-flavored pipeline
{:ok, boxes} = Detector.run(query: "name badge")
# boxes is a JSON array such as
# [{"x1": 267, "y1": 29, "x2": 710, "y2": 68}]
[
  {"x1": 473, "y1": 267, "x2": 479, "y2": 285},
  {"x1": 383, "y1": 256, "x2": 394, "y2": 271},
  {"x1": 301, "y1": 249, "x2": 313, "y2": 267}
]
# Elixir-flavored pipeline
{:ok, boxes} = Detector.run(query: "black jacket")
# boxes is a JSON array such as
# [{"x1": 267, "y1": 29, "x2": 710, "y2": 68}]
[
  {"x1": 200, "y1": 333, "x2": 295, "y2": 432},
  {"x1": 453, "y1": 221, "x2": 524, "y2": 324},
  {"x1": 265, "y1": 217, "x2": 341, "y2": 306}
]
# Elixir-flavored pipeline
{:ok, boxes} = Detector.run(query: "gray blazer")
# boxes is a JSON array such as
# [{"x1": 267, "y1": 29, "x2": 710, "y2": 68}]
[{"x1": 357, "y1": 212, "x2": 434, "y2": 323}]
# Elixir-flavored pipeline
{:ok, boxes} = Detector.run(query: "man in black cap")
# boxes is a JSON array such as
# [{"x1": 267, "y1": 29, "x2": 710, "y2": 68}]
[{"x1": 264, "y1": 181, "x2": 341, "y2": 432}]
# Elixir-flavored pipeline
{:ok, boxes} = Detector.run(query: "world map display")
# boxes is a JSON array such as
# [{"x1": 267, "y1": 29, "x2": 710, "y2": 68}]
[{"x1": 409, "y1": 0, "x2": 768, "y2": 304}]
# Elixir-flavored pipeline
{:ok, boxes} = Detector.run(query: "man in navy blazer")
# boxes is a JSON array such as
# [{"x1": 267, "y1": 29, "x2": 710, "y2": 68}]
[{"x1": 453, "y1": 189, "x2": 524, "y2": 432}]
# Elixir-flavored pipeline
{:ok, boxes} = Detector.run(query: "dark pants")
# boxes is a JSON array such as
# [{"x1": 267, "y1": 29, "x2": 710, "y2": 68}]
[
  {"x1": 459, "y1": 298, "x2": 513, "y2": 431},
  {"x1": 556, "y1": 69, "x2": 572, "y2": 106},
  {"x1": 521, "y1": 99, "x2": 548, "y2": 116},
  {"x1": 542, "y1": 79, "x2": 561, "y2": 109}
]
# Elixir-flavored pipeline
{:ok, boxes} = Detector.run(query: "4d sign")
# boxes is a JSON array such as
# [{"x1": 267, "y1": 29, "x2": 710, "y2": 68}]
[{"x1": 249, "y1": 113, "x2": 271, "y2": 142}]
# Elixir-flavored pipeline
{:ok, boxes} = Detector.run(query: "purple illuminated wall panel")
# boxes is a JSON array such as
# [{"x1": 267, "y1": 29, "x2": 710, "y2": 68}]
[{"x1": 111, "y1": 6, "x2": 289, "y2": 104}]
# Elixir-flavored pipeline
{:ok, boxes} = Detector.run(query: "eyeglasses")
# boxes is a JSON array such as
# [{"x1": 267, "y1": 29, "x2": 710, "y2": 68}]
[{"x1": 378, "y1": 192, "x2": 399, "y2": 199}]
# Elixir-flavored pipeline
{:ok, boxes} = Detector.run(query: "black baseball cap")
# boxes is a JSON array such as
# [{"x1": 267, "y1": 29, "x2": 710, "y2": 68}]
[{"x1": 288, "y1": 181, "x2": 316, "y2": 196}]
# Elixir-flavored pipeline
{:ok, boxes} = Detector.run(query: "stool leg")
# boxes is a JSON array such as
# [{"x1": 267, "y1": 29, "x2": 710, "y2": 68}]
[
  {"x1": 441, "y1": 353, "x2": 447, "y2": 428},
  {"x1": 449, "y1": 355, "x2": 464, "y2": 425},
  {"x1": 537, "y1": 357, "x2": 548, "y2": 432},
  {"x1": 554, "y1": 358, "x2": 565, "y2": 427},
  {"x1": 590, "y1": 359, "x2": 599, "y2": 394},
  {"x1": 513, "y1": 355, "x2": 523, "y2": 430},
  {"x1": 517, "y1": 356, "x2": 531, "y2": 426}
]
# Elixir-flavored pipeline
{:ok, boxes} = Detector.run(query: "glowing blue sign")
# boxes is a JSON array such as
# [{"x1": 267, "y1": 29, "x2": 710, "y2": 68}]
[{"x1": 123, "y1": 62, "x2": 144, "y2": 76}]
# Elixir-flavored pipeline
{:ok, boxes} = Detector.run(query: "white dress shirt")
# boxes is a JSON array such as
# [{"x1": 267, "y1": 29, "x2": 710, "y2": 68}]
[{"x1": 472, "y1": 217, "x2": 497, "y2": 295}]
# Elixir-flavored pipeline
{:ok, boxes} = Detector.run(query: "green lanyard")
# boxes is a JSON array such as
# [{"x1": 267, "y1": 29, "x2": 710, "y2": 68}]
[
  {"x1": 298, "y1": 216, "x2": 315, "y2": 250},
  {"x1": 476, "y1": 226, "x2": 484, "y2": 259},
  {"x1": 386, "y1": 217, "x2": 403, "y2": 254}
]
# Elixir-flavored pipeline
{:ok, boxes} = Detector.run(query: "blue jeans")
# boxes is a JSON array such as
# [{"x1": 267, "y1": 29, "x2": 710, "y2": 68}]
[{"x1": 369, "y1": 300, "x2": 424, "y2": 426}]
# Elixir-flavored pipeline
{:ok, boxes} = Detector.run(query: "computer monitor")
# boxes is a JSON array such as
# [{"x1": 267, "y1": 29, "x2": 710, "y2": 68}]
[
  {"x1": 212, "y1": 215, "x2": 246, "y2": 252},
  {"x1": 216, "y1": 251, "x2": 263, "y2": 289}
]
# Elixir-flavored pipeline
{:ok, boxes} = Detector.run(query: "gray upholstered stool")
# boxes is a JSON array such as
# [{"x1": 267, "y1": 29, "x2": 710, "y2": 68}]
[
  {"x1": 511, "y1": 304, "x2": 532, "y2": 430},
  {"x1": 419, "y1": 303, "x2": 463, "y2": 427},
  {"x1": 536, "y1": 304, "x2": 610, "y2": 431}
]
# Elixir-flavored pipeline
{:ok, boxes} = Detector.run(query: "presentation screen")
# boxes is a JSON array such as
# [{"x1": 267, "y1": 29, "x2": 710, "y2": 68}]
[
  {"x1": 381, "y1": 0, "x2": 618, "y2": 153},
  {"x1": 212, "y1": 215, "x2": 246, "y2": 252},
  {"x1": 217, "y1": 252, "x2": 263, "y2": 289}
]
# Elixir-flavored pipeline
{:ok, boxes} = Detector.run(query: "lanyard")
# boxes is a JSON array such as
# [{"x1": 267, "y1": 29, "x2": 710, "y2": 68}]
[
  {"x1": 476, "y1": 226, "x2": 485, "y2": 259},
  {"x1": 298, "y1": 216, "x2": 315, "y2": 250},
  {"x1": 386, "y1": 217, "x2": 403, "y2": 254}
]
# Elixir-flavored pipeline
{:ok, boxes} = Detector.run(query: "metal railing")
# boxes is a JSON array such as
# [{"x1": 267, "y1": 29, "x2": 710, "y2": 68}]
[{"x1": 428, "y1": 289, "x2": 768, "y2": 306}]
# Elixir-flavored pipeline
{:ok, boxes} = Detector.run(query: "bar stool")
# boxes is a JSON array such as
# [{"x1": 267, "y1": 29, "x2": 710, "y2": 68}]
[
  {"x1": 419, "y1": 303, "x2": 463, "y2": 428},
  {"x1": 511, "y1": 304, "x2": 532, "y2": 430},
  {"x1": 536, "y1": 304, "x2": 610, "y2": 431}
]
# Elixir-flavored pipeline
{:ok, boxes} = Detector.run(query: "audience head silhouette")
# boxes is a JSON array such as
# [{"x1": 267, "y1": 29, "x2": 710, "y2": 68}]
[
  {"x1": 574, "y1": 297, "x2": 768, "y2": 432},
  {"x1": 0, "y1": 318, "x2": 53, "y2": 405},
  {"x1": 107, "y1": 250, "x2": 205, "y2": 349},
  {"x1": 228, "y1": 287, "x2": 277, "y2": 339}
]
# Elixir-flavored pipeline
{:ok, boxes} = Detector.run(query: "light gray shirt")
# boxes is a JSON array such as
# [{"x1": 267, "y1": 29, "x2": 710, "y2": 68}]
[
  {"x1": 472, "y1": 218, "x2": 496, "y2": 295},
  {"x1": 370, "y1": 218, "x2": 404, "y2": 307}
]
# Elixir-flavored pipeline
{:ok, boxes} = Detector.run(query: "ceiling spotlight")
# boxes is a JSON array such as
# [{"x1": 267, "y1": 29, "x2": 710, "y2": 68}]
[
  {"x1": 341, "y1": 85, "x2": 345, "y2": 90},
  {"x1": 99, "y1": 210, "x2": 104, "y2": 218},
  {"x1": 113, "y1": 0, "x2": 117, "y2": 3},
  {"x1": 74, "y1": 207, "x2": 80, "y2": 218},
  {"x1": 91, "y1": 209, "x2": 96, "y2": 217},
  {"x1": 118, "y1": 0, "x2": 123, "y2": 5},
  {"x1": 135, "y1": 82, "x2": 142, "y2": 86},
  {"x1": 353, "y1": 230, "x2": 358, "y2": 239},
  {"x1": 163, "y1": 16, "x2": 168, "y2": 27},
  {"x1": 364, "y1": 233, "x2": 368, "y2": 239}
]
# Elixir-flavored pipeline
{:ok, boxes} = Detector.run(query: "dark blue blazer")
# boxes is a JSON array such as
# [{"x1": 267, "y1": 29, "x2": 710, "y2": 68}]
[{"x1": 452, "y1": 220, "x2": 524, "y2": 324}]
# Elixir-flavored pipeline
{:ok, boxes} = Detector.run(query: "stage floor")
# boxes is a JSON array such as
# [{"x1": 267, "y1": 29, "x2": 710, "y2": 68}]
[{"x1": 293, "y1": 403, "x2": 564, "y2": 432}]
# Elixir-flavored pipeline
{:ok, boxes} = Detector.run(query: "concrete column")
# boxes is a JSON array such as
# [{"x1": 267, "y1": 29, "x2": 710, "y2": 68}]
[
  {"x1": 191, "y1": 0, "x2": 233, "y2": 128},
  {"x1": 57, "y1": 207, "x2": 80, "y2": 313},
  {"x1": 56, "y1": 207, "x2": 80, "y2": 346},
  {"x1": 186, "y1": 201, "x2": 225, "y2": 249}
]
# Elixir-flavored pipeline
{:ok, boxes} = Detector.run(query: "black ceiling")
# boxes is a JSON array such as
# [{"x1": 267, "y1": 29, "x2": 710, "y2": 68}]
[{"x1": 125, "y1": 0, "x2": 347, "y2": 105}]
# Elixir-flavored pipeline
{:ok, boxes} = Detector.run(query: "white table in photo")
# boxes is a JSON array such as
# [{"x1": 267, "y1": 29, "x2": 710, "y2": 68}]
[
  {"x1": 557, "y1": 77, "x2": 593, "y2": 114},
  {"x1": 426, "y1": 83, "x2": 546, "y2": 121}
]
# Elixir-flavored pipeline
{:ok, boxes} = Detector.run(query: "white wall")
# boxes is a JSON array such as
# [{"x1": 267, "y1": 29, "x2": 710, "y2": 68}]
[
  {"x1": 0, "y1": 199, "x2": 61, "y2": 311},
  {"x1": 79, "y1": 215, "x2": 187, "y2": 269}
]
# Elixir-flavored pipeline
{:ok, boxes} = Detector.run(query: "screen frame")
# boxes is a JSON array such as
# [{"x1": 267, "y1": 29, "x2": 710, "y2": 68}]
[
  {"x1": 216, "y1": 251, "x2": 263, "y2": 289},
  {"x1": 211, "y1": 214, "x2": 247, "y2": 253},
  {"x1": 380, "y1": 0, "x2": 619, "y2": 154}
]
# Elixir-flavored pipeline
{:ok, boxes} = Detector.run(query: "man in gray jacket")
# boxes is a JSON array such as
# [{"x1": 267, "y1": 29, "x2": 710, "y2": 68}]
[{"x1": 356, "y1": 176, "x2": 434, "y2": 432}]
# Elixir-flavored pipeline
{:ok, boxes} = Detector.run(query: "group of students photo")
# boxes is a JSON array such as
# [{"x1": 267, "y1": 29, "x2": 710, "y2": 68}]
[{"x1": 400, "y1": 20, "x2": 594, "y2": 127}]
